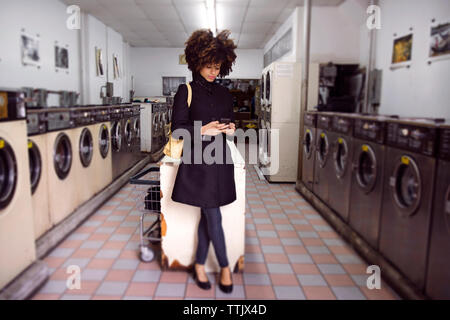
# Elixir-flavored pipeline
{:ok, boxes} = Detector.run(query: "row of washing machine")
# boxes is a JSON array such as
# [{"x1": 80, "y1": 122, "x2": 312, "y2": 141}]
[
  {"x1": 0, "y1": 88, "x2": 146, "y2": 290},
  {"x1": 300, "y1": 111, "x2": 450, "y2": 299}
]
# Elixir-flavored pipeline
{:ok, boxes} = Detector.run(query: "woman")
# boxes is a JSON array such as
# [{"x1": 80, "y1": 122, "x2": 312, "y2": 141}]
[{"x1": 170, "y1": 29, "x2": 237, "y2": 293}]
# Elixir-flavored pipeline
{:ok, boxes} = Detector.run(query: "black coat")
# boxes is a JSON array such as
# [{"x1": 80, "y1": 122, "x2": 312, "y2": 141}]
[{"x1": 170, "y1": 73, "x2": 236, "y2": 208}]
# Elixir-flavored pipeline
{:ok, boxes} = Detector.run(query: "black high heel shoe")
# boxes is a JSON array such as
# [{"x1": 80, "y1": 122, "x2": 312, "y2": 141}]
[
  {"x1": 219, "y1": 269, "x2": 233, "y2": 294},
  {"x1": 193, "y1": 266, "x2": 211, "y2": 290}
]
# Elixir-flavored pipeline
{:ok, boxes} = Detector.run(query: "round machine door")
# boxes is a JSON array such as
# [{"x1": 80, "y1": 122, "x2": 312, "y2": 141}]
[
  {"x1": 0, "y1": 137, "x2": 18, "y2": 210},
  {"x1": 79, "y1": 128, "x2": 93, "y2": 167},
  {"x1": 265, "y1": 72, "x2": 271, "y2": 104},
  {"x1": 354, "y1": 144, "x2": 377, "y2": 194},
  {"x1": 99, "y1": 124, "x2": 110, "y2": 159},
  {"x1": 303, "y1": 129, "x2": 314, "y2": 160},
  {"x1": 152, "y1": 113, "x2": 159, "y2": 135},
  {"x1": 111, "y1": 121, "x2": 122, "y2": 152},
  {"x1": 53, "y1": 132, "x2": 72, "y2": 180},
  {"x1": 333, "y1": 137, "x2": 349, "y2": 179},
  {"x1": 133, "y1": 118, "x2": 140, "y2": 140},
  {"x1": 390, "y1": 155, "x2": 422, "y2": 217},
  {"x1": 266, "y1": 121, "x2": 271, "y2": 165},
  {"x1": 28, "y1": 139, "x2": 42, "y2": 195},
  {"x1": 124, "y1": 119, "x2": 133, "y2": 146},
  {"x1": 445, "y1": 185, "x2": 450, "y2": 233},
  {"x1": 316, "y1": 132, "x2": 329, "y2": 168},
  {"x1": 260, "y1": 75, "x2": 265, "y2": 105}
]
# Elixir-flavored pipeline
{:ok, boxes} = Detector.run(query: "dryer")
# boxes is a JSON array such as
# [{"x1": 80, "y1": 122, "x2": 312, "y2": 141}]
[
  {"x1": 0, "y1": 89, "x2": 37, "y2": 289},
  {"x1": 301, "y1": 111, "x2": 317, "y2": 192},
  {"x1": 110, "y1": 105, "x2": 124, "y2": 180},
  {"x1": 260, "y1": 72, "x2": 266, "y2": 108},
  {"x1": 46, "y1": 108, "x2": 78, "y2": 226},
  {"x1": 348, "y1": 115, "x2": 389, "y2": 249},
  {"x1": 313, "y1": 112, "x2": 335, "y2": 204},
  {"x1": 72, "y1": 107, "x2": 96, "y2": 207},
  {"x1": 327, "y1": 113, "x2": 355, "y2": 222},
  {"x1": 379, "y1": 118, "x2": 440, "y2": 291},
  {"x1": 425, "y1": 122, "x2": 450, "y2": 299},
  {"x1": 92, "y1": 106, "x2": 112, "y2": 193}
]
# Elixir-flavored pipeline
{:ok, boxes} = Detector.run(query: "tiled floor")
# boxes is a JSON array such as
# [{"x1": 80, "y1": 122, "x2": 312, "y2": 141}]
[{"x1": 32, "y1": 150, "x2": 400, "y2": 300}]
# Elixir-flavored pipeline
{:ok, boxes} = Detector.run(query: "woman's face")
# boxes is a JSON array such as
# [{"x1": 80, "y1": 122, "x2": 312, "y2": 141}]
[{"x1": 200, "y1": 63, "x2": 221, "y2": 82}]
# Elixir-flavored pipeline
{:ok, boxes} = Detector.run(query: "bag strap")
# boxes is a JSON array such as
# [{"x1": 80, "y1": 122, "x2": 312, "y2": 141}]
[{"x1": 186, "y1": 83, "x2": 192, "y2": 107}]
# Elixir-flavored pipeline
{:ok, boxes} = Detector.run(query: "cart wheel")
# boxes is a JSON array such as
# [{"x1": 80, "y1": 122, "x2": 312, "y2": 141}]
[
  {"x1": 139, "y1": 246, "x2": 154, "y2": 262},
  {"x1": 148, "y1": 228, "x2": 161, "y2": 245}
]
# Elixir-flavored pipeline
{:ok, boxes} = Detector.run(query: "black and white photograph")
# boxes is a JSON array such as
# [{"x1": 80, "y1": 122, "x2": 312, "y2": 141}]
[
  {"x1": 95, "y1": 47, "x2": 104, "y2": 76},
  {"x1": 429, "y1": 21, "x2": 450, "y2": 62},
  {"x1": 113, "y1": 53, "x2": 120, "y2": 79},
  {"x1": 21, "y1": 33, "x2": 40, "y2": 67},
  {"x1": 55, "y1": 45, "x2": 69, "y2": 69}
]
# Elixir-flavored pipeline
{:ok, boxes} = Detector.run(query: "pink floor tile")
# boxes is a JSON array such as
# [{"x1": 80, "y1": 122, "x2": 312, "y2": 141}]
[
  {"x1": 102, "y1": 241, "x2": 127, "y2": 250},
  {"x1": 92, "y1": 295, "x2": 122, "y2": 300},
  {"x1": 270, "y1": 274, "x2": 299, "y2": 286},
  {"x1": 159, "y1": 271, "x2": 188, "y2": 283},
  {"x1": 246, "y1": 230, "x2": 258, "y2": 237},
  {"x1": 291, "y1": 264, "x2": 320, "y2": 275},
  {"x1": 125, "y1": 283, "x2": 157, "y2": 297},
  {"x1": 245, "y1": 218, "x2": 254, "y2": 224},
  {"x1": 88, "y1": 233, "x2": 110, "y2": 241},
  {"x1": 245, "y1": 263, "x2": 268, "y2": 274},
  {"x1": 100, "y1": 205, "x2": 116, "y2": 211},
  {"x1": 249, "y1": 204, "x2": 265, "y2": 209},
  {"x1": 264, "y1": 253, "x2": 289, "y2": 263},
  {"x1": 49, "y1": 268, "x2": 69, "y2": 280},
  {"x1": 112, "y1": 210, "x2": 130, "y2": 216},
  {"x1": 302, "y1": 238, "x2": 324, "y2": 246},
  {"x1": 271, "y1": 218, "x2": 290, "y2": 224},
  {"x1": 317, "y1": 231, "x2": 340, "y2": 239},
  {"x1": 130, "y1": 234, "x2": 141, "y2": 241},
  {"x1": 43, "y1": 257, "x2": 66, "y2": 269},
  {"x1": 256, "y1": 224, "x2": 275, "y2": 231},
  {"x1": 267, "y1": 208, "x2": 283, "y2": 214},
  {"x1": 119, "y1": 250, "x2": 139, "y2": 259},
  {"x1": 303, "y1": 286, "x2": 336, "y2": 300},
  {"x1": 185, "y1": 283, "x2": 216, "y2": 298},
  {"x1": 58, "y1": 240, "x2": 83, "y2": 249},
  {"x1": 245, "y1": 285, "x2": 275, "y2": 299},
  {"x1": 342, "y1": 263, "x2": 369, "y2": 275},
  {"x1": 361, "y1": 287, "x2": 398, "y2": 300},
  {"x1": 153, "y1": 297, "x2": 184, "y2": 300},
  {"x1": 277, "y1": 230, "x2": 298, "y2": 238},
  {"x1": 284, "y1": 245, "x2": 307, "y2": 254},
  {"x1": 245, "y1": 245, "x2": 262, "y2": 254},
  {"x1": 121, "y1": 201, "x2": 135, "y2": 207},
  {"x1": 293, "y1": 225, "x2": 315, "y2": 231},
  {"x1": 231, "y1": 273, "x2": 244, "y2": 285},
  {"x1": 328, "y1": 245, "x2": 355, "y2": 255},
  {"x1": 72, "y1": 248, "x2": 98, "y2": 259},
  {"x1": 105, "y1": 270, "x2": 135, "y2": 282},
  {"x1": 324, "y1": 274, "x2": 355, "y2": 286},
  {"x1": 302, "y1": 209, "x2": 319, "y2": 215},
  {"x1": 137, "y1": 261, "x2": 162, "y2": 270},
  {"x1": 31, "y1": 293, "x2": 61, "y2": 300},
  {"x1": 259, "y1": 237, "x2": 282, "y2": 245},
  {"x1": 311, "y1": 254, "x2": 338, "y2": 264},
  {"x1": 87, "y1": 258, "x2": 115, "y2": 269},
  {"x1": 75, "y1": 226, "x2": 96, "y2": 234},
  {"x1": 65, "y1": 281, "x2": 101, "y2": 295},
  {"x1": 252, "y1": 213, "x2": 270, "y2": 219},
  {"x1": 101, "y1": 221, "x2": 121, "y2": 228},
  {"x1": 125, "y1": 216, "x2": 141, "y2": 222},
  {"x1": 116, "y1": 227, "x2": 136, "y2": 235},
  {"x1": 309, "y1": 219, "x2": 330, "y2": 226},
  {"x1": 90, "y1": 215, "x2": 108, "y2": 222}
]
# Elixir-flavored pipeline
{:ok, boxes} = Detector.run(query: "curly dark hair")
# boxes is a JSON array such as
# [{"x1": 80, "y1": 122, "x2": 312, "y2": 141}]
[{"x1": 184, "y1": 29, "x2": 237, "y2": 77}]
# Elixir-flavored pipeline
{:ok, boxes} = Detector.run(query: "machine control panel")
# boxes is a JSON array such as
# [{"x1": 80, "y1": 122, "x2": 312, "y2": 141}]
[
  {"x1": 331, "y1": 115, "x2": 354, "y2": 135},
  {"x1": 354, "y1": 118, "x2": 386, "y2": 144},
  {"x1": 304, "y1": 112, "x2": 317, "y2": 128},
  {"x1": 386, "y1": 120, "x2": 439, "y2": 156},
  {"x1": 317, "y1": 113, "x2": 333, "y2": 130}
]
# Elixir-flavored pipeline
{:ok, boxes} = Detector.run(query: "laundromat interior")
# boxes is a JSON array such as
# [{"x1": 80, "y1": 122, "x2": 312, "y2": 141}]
[{"x1": 0, "y1": 0, "x2": 449, "y2": 301}]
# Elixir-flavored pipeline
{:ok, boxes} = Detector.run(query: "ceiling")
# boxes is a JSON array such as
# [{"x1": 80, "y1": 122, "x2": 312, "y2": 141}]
[{"x1": 61, "y1": 0, "x2": 345, "y2": 49}]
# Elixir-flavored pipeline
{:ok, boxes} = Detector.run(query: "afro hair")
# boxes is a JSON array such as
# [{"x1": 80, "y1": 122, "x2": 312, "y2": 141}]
[{"x1": 184, "y1": 29, "x2": 237, "y2": 77}]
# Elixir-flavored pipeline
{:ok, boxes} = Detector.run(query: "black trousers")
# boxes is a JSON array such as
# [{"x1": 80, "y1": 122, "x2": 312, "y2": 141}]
[{"x1": 195, "y1": 207, "x2": 229, "y2": 268}]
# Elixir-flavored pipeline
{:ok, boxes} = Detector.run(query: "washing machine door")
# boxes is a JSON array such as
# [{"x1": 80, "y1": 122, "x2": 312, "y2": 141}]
[
  {"x1": 152, "y1": 113, "x2": 159, "y2": 136},
  {"x1": 79, "y1": 128, "x2": 93, "y2": 167},
  {"x1": 53, "y1": 132, "x2": 72, "y2": 180},
  {"x1": 111, "y1": 121, "x2": 122, "y2": 152},
  {"x1": 124, "y1": 118, "x2": 133, "y2": 146},
  {"x1": 133, "y1": 118, "x2": 140, "y2": 140},
  {"x1": 0, "y1": 138, "x2": 18, "y2": 209},
  {"x1": 316, "y1": 132, "x2": 329, "y2": 168},
  {"x1": 99, "y1": 124, "x2": 110, "y2": 159},
  {"x1": 260, "y1": 75, "x2": 265, "y2": 105},
  {"x1": 390, "y1": 155, "x2": 422, "y2": 217},
  {"x1": 354, "y1": 144, "x2": 377, "y2": 194},
  {"x1": 303, "y1": 129, "x2": 314, "y2": 160},
  {"x1": 266, "y1": 121, "x2": 271, "y2": 165},
  {"x1": 28, "y1": 139, "x2": 42, "y2": 195},
  {"x1": 333, "y1": 137, "x2": 349, "y2": 179},
  {"x1": 265, "y1": 71, "x2": 271, "y2": 105}
]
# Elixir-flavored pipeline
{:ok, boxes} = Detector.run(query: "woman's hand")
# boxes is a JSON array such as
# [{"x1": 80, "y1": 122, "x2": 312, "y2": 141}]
[
  {"x1": 223, "y1": 122, "x2": 236, "y2": 136},
  {"x1": 201, "y1": 121, "x2": 229, "y2": 136}
]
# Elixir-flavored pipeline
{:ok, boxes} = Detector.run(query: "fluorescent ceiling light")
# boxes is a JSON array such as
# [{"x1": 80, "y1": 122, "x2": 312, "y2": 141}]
[{"x1": 206, "y1": 0, "x2": 216, "y2": 35}]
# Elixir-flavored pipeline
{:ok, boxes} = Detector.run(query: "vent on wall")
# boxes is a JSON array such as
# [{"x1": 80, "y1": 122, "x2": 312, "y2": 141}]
[{"x1": 264, "y1": 28, "x2": 293, "y2": 67}]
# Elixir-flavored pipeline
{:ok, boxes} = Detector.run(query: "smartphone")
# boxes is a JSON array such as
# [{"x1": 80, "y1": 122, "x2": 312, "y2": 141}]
[{"x1": 219, "y1": 117, "x2": 231, "y2": 125}]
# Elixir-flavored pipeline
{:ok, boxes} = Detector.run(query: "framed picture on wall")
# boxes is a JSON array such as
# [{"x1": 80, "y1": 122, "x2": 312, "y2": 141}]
[
  {"x1": 95, "y1": 47, "x2": 104, "y2": 76},
  {"x1": 162, "y1": 77, "x2": 186, "y2": 96},
  {"x1": 179, "y1": 54, "x2": 187, "y2": 65},
  {"x1": 113, "y1": 54, "x2": 120, "y2": 79},
  {"x1": 428, "y1": 20, "x2": 450, "y2": 63},
  {"x1": 390, "y1": 32, "x2": 413, "y2": 70},
  {"x1": 55, "y1": 44, "x2": 69, "y2": 71},
  {"x1": 21, "y1": 32, "x2": 41, "y2": 68}
]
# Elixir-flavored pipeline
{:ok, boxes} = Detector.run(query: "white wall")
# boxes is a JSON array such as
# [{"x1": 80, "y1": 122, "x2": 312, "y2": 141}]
[
  {"x1": 130, "y1": 47, "x2": 263, "y2": 97},
  {"x1": 264, "y1": 3, "x2": 366, "y2": 65},
  {"x1": 0, "y1": 0, "x2": 80, "y2": 106},
  {"x1": 375, "y1": 0, "x2": 450, "y2": 118}
]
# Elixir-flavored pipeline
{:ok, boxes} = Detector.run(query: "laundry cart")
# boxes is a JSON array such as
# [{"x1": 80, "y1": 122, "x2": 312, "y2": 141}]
[{"x1": 158, "y1": 142, "x2": 246, "y2": 273}]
